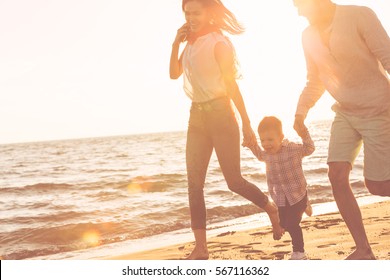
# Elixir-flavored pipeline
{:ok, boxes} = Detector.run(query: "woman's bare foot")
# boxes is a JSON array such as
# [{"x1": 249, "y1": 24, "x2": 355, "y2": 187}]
[
  {"x1": 264, "y1": 201, "x2": 284, "y2": 240},
  {"x1": 184, "y1": 246, "x2": 209, "y2": 260},
  {"x1": 345, "y1": 248, "x2": 376, "y2": 260}
]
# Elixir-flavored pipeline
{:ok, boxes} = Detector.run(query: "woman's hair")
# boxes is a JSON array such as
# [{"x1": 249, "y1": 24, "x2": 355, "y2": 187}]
[{"x1": 182, "y1": 0, "x2": 244, "y2": 35}]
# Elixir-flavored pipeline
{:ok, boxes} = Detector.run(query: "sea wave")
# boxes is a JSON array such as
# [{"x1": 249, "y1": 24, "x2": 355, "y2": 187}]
[
  {"x1": 0, "y1": 187, "x2": 342, "y2": 260},
  {"x1": 0, "y1": 183, "x2": 75, "y2": 193},
  {"x1": 1, "y1": 121, "x2": 373, "y2": 260}
]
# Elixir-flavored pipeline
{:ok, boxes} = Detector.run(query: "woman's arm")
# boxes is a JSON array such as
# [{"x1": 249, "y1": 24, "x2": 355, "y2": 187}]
[
  {"x1": 169, "y1": 24, "x2": 188, "y2": 79},
  {"x1": 214, "y1": 41, "x2": 256, "y2": 146}
]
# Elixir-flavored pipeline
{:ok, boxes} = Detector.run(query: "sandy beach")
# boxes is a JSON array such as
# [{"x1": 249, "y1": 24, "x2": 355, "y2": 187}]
[{"x1": 107, "y1": 199, "x2": 390, "y2": 260}]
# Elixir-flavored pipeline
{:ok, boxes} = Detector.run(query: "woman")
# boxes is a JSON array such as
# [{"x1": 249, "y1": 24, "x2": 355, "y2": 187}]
[{"x1": 170, "y1": 0, "x2": 283, "y2": 260}]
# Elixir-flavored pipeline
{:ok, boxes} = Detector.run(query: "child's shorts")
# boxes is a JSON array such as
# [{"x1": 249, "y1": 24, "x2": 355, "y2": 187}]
[{"x1": 327, "y1": 107, "x2": 390, "y2": 181}]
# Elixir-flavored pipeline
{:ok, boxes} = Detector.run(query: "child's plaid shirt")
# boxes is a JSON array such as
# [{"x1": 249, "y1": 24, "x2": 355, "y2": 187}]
[{"x1": 249, "y1": 131, "x2": 315, "y2": 207}]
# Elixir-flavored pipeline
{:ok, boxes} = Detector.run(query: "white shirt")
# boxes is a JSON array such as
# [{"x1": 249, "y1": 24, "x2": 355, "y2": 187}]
[
  {"x1": 296, "y1": 5, "x2": 390, "y2": 118},
  {"x1": 182, "y1": 32, "x2": 231, "y2": 103}
]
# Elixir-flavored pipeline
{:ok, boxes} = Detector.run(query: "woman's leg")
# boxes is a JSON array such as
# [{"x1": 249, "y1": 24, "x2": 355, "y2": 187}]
[
  {"x1": 209, "y1": 106, "x2": 283, "y2": 239},
  {"x1": 185, "y1": 109, "x2": 213, "y2": 259}
]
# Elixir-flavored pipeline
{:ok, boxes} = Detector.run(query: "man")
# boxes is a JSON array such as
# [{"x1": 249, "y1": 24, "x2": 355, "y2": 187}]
[{"x1": 292, "y1": 0, "x2": 390, "y2": 260}]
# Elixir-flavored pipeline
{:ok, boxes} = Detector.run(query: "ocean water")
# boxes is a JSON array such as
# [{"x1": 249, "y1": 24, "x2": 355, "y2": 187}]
[{"x1": 0, "y1": 119, "x2": 370, "y2": 260}]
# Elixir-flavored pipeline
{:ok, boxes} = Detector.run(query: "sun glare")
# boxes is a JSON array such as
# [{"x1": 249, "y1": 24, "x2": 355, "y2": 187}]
[
  {"x1": 82, "y1": 230, "x2": 101, "y2": 247},
  {"x1": 225, "y1": 0, "x2": 334, "y2": 126},
  {"x1": 127, "y1": 182, "x2": 150, "y2": 194}
]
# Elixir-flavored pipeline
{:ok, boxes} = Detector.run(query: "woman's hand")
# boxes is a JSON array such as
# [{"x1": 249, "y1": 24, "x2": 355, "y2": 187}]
[
  {"x1": 242, "y1": 124, "x2": 257, "y2": 147},
  {"x1": 174, "y1": 23, "x2": 189, "y2": 45},
  {"x1": 170, "y1": 24, "x2": 188, "y2": 79}
]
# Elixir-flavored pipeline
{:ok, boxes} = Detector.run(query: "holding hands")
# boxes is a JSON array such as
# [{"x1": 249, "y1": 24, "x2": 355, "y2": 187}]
[
  {"x1": 242, "y1": 124, "x2": 257, "y2": 148},
  {"x1": 294, "y1": 115, "x2": 309, "y2": 138}
]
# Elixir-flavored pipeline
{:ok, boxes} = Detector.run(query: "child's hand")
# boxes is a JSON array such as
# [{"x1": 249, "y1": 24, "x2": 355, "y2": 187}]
[
  {"x1": 294, "y1": 115, "x2": 309, "y2": 138},
  {"x1": 297, "y1": 125, "x2": 309, "y2": 138}
]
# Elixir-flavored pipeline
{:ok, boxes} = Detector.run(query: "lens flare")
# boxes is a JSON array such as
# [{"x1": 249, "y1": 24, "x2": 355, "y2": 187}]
[
  {"x1": 82, "y1": 230, "x2": 101, "y2": 247},
  {"x1": 127, "y1": 183, "x2": 143, "y2": 194},
  {"x1": 127, "y1": 181, "x2": 152, "y2": 193}
]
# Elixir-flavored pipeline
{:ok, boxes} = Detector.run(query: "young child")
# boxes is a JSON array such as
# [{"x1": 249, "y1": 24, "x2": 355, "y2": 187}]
[{"x1": 246, "y1": 116, "x2": 315, "y2": 260}]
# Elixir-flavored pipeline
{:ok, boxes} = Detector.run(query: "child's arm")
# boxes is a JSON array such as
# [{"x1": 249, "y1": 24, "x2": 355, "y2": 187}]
[
  {"x1": 299, "y1": 127, "x2": 315, "y2": 157},
  {"x1": 246, "y1": 143, "x2": 265, "y2": 161}
]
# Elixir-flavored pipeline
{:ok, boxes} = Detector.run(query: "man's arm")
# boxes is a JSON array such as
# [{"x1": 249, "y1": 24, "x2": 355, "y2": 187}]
[
  {"x1": 294, "y1": 35, "x2": 326, "y2": 134},
  {"x1": 358, "y1": 7, "x2": 390, "y2": 74}
]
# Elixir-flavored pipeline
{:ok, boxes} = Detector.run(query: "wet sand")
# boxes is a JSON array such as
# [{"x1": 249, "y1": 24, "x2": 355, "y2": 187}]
[{"x1": 107, "y1": 200, "x2": 390, "y2": 260}]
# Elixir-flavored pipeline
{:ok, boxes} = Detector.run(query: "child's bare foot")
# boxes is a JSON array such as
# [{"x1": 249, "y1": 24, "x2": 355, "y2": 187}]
[
  {"x1": 264, "y1": 201, "x2": 284, "y2": 240},
  {"x1": 184, "y1": 246, "x2": 209, "y2": 260},
  {"x1": 305, "y1": 201, "x2": 313, "y2": 216},
  {"x1": 345, "y1": 248, "x2": 376, "y2": 260}
]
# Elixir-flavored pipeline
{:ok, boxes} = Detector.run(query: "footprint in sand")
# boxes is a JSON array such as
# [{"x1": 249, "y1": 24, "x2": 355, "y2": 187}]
[
  {"x1": 216, "y1": 231, "x2": 236, "y2": 237},
  {"x1": 211, "y1": 249, "x2": 229, "y2": 253},
  {"x1": 241, "y1": 249, "x2": 264, "y2": 254},
  {"x1": 233, "y1": 245, "x2": 252, "y2": 250},
  {"x1": 250, "y1": 231, "x2": 271, "y2": 236},
  {"x1": 314, "y1": 218, "x2": 343, "y2": 229},
  {"x1": 208, "y1": 241, "x2": 231, "y2": 245},
  {"x1": 271, "y1": 251, "x2": 290, "y2": 260},
  {"x1": 274, "y1": 244, "x2": 286, "y2": 248},
  {"x1": 248, "y1": 242, "x2": 263, "y2": 245},
  {"x1": 209, "y1": 243, "x2": 238, "y2": 249},
  {"x1": 317, "y1": 243, "x2": 337, "y2": 249},
  {"x1": 301, "y1": 221, "x2": 312, "y2": 228},
  {"x1": 380, "y1": 230, "x2": 390, "y2": 236},
  {"x1": 373, "y1": 218, "x2": 389, "y2": 222},
  {"x1": 314, "y1": 225, "x2": 329, "y2": 229}
]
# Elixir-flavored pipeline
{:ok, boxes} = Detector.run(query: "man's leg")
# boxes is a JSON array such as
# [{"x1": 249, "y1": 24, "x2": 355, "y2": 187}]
[
  {"x1": 365, "y1": 179, "x2": 390, "y2": 196},
  {"x1": 328, "y1": 162, "x2": 375, "y2": 260},
  {"x1": 360, "y1": 108, "x2": 390, "y2": 196}
]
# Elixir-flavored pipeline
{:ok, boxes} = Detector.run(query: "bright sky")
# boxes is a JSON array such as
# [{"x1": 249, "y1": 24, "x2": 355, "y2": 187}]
[{"x1": 1, "y1": 0, "x2": 389, "y2": 144}]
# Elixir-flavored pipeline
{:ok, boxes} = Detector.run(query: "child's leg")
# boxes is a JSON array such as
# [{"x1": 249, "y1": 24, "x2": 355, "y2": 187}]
[
  {"x1": 283, "y1": 196, "x2": 307, "y2": 252},
  {"x1": 288, "y1": 223, "x2": 304, "y2": 252}
]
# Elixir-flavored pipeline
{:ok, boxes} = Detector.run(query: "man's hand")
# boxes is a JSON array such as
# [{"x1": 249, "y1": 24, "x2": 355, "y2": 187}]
[{"x1": 294, "y1": 115, "x2": 307, "y2": 137}]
